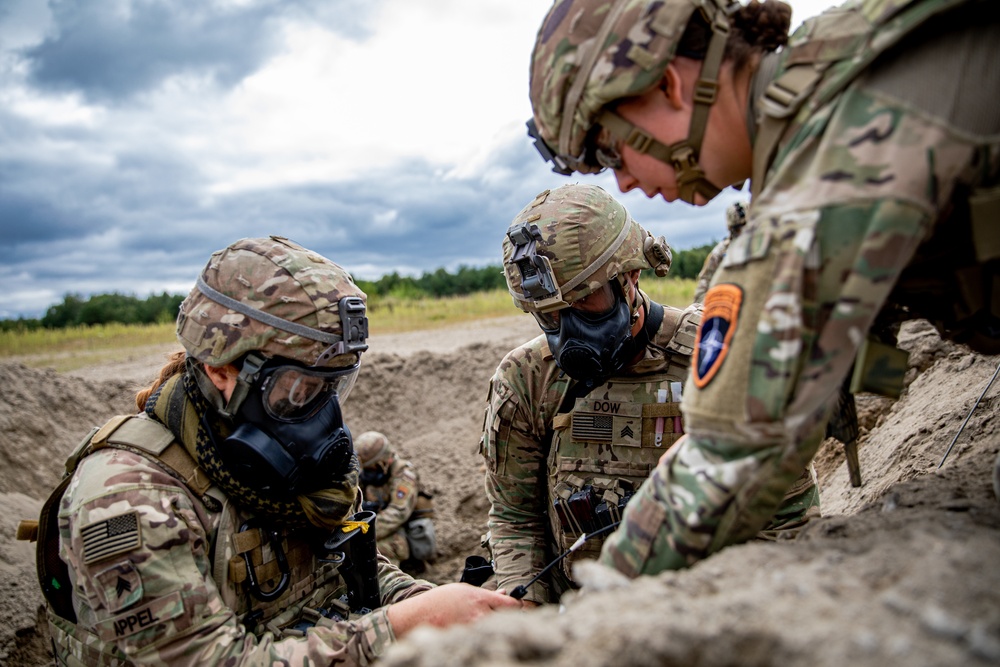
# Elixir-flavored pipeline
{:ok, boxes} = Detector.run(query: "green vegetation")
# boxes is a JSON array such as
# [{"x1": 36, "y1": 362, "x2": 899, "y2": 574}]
[
  {"x1": 1, "y1": 247, "x2": 702, "y2": 371},
  {"x1": 0, "y1": 275, "x2": 696, "y2": 371}
]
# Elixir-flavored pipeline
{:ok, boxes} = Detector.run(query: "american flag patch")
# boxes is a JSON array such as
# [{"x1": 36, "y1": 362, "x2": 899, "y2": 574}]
[
  {"x1": 82, "y1": 511, "x2": 142, "y2": 564},
  {"x1": 572, "y1": 414, "x2": 613, "y2": 442}
]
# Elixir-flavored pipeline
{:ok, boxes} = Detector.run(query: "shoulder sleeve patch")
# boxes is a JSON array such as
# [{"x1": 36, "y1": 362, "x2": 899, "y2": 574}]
[{"x1": 82, "y1": 510, "x2": 142, "y2": 565}]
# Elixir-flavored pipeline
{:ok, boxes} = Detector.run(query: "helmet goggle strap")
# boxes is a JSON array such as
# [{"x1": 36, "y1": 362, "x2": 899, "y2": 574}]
[
  {"x1": 527, "y1": 1, "x2": 733, "y2": 203},
  {"x1": 507, "y1": 215, "x2": 634, "y2": 325}
]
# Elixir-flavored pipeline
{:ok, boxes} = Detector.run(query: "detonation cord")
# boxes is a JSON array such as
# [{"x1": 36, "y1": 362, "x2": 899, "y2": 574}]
[
  {"x1": 938, "y1": 360, "x2": 1000, "y2": 469},
  {"x1": 508, "y1": 522, "x2": 620, "y2": 600}
]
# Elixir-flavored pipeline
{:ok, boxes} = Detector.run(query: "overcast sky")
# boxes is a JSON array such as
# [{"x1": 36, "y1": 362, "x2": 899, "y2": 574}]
[{"x1": 0, "y1": 0, "x2": 837, "y2": 319}]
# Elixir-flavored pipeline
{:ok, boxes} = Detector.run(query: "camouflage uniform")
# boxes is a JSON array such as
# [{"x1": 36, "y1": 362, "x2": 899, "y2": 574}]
[
  {"x1": 42, "y1": 236, "x2": 435, "y2": 665},
  {"x1": 693, "y1": 202, "x2": 749, "y2": 304},
  {"x1": 527, "y1": 0, "x2": 1000, "y2": 575},
  {"x1": 53, "y1": 417, "x2": 430, "y2": 666},
  {"x1": 483, "y1": 185, "x2": 819, "y2": 602},
  {"x1": 362, "y1": 459, "x2": 422, "y2": 565}
]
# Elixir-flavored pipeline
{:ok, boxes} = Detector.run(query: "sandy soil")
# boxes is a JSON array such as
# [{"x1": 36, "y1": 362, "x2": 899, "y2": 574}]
[{"x1": 1, "y1": 315, "x2": 998, "y2": 666}]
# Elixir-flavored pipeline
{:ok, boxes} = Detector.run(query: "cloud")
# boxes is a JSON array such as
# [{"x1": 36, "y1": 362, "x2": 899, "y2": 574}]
[
  {"x1": 0, "y1": 0, "x2": 837, "y2": 319},
  {"x1": 18, "y1": 0, "x2": 375, "y2": 102}
]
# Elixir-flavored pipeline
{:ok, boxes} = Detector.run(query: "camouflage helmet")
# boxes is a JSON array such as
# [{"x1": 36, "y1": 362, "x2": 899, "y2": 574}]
[
  {"x1": 502, "y1": 184, "x2": 671, "y2": 317},
  {"x1": 527, "y1": 0, "x2": 736, "y2": 203},
  {"x1": 355, "y1": 431, "x2": 394, "y2": 468},
  {"x1": 177, "y1": 236, "x2": 369, "y2": 369}
]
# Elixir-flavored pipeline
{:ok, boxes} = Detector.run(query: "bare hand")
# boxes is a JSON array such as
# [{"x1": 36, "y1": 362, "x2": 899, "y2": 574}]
[{"x1": 387, "y1": 583, "x2": 523, "y2": 638}]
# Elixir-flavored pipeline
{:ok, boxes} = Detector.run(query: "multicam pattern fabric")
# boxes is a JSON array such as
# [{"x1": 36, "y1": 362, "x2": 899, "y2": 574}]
[
  {"x1": 694, "y1": 201, "x2": 749, "y2": 304},
  {"x1": 481, "y1": 298, "x2": 700, "y2": 603},
  {"x1": 177, "y1": 235, "x2": 367, "y2": 368},
  {"x1": 600, "y1": 0, "x2": 1000, "y2": 575},
  {"x1": 503, "y1": 184, "x2": 668, "y2": 311},
  {"x1": 483, "y1": 293, "x2": 819, "y2": 602},
  {"x1": 693, "y1": 237, "x2": 732, "y2": 304},
  {"x1": 362, "y1": 459, "x2": 421, "y2": 565},
  {"x1": 529, "y1": 0, "x2": 732, "y2": 170},
  {"x1": 51, "y1": 408, "x2": 432, "y2": 666}
]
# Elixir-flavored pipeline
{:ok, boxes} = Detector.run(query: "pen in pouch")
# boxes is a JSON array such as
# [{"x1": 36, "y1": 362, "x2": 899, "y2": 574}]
[
  {"x1": 655, "y1": 388, "x2": 667, "y2": 446},
  {"x1": 670, "y1": 382, "x2": 683, "y2": 434}
]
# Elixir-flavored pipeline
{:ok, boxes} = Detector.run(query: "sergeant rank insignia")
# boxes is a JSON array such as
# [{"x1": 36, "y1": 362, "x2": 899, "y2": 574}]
[{"x1": 693, "y1": 284, "x2": 743, "y2": 389}]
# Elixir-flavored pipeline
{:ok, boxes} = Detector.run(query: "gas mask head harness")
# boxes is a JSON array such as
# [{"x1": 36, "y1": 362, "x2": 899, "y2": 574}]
[
  {"x1": 507, "y1": 218, "x2": 668, "y2": 385},
  {"x1": 192, "y1": 274, "x2": 370, "y2": 497},
  {"x1": 219, "y1": 350, "x2": 361, "y2": 496}
]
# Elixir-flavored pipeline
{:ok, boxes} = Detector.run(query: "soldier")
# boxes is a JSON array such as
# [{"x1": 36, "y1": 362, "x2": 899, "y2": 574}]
[
  {"x1": 525, "y1": 0, "x2": 1000, "y2": 575},
  {"x1": 481, "y1": 183, "x2": 819, "y2": 604},
  {"x1": 692, "y1": 200, "x2": 748, "y2": 304},
  {"x1": 356, "y1": 431, "x2": 436, "y2": 570},
  {"x1": 29, "y1": 236, "x2": 520, "y2": 666}
]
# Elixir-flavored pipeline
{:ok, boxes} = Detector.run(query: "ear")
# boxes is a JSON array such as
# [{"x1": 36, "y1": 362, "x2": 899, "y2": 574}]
[
  {"x1": 203, "y1": 364, "x2": 236, "y2": 393},
  {"x1": 662, "y1": 63, "x2": 686, "y2": 111}
]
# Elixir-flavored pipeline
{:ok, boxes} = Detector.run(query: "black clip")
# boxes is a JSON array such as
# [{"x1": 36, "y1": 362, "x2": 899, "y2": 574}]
[{"x1": 240, "y1": 519, "x2": 291, "y2": 602}]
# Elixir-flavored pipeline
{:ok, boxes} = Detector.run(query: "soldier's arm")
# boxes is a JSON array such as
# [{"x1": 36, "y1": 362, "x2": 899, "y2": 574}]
[
  {"x1": 480, "y1": 373, "x2": 551, "y2": 603},
  {"x1": 601, "y1": 78, "x2": 957, "y2": 575},
  {"x1": 374, "y1": 465, "x2": 419, "y2": 536},
  {"x1": 61, "y1": 450, "x2": 417, "y2": 666}
]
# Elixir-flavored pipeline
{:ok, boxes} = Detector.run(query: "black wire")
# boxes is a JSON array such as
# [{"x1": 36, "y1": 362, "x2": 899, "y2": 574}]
[{"x1": 508, "y1": 521, "x2": 621, "y2": 600}]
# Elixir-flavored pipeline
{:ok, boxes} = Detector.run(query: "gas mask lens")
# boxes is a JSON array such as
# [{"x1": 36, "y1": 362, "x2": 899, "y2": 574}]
[{"x1": 259, "y1": 362, "x2": 359, "y2": 422}]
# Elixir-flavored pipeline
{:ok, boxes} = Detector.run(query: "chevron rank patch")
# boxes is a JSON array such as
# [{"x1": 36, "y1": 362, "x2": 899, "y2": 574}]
[
  {"x1": 693, "y1": 284, "x2": 743, "y2": 389},
  {"x1": 82, "y1": 510, "x2": 142, "y2": 564},
  {"x1": 95, "y1": 560, "x2": 143, "y2": 612}
]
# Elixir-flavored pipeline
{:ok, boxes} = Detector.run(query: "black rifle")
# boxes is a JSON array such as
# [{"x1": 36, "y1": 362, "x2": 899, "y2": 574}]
[{"x1": 319, "y1": 510, "x2": 381, "y2": 614}]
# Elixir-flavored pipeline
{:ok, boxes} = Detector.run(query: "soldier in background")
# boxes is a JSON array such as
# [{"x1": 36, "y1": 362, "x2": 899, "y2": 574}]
[
  {"x1": 28, "y1": 236, "x2": 520, "y2": 666},
  {"x1": 481, "y1": 183, "x2": 819, "y2": 604},
  {"x1": 525, "y1": 0, "x2": 1000, "y2": 575},
  {"x1": 356, "y1": 431, "x2": 437, "y2": 571},
  {"x1": 693, "y1": 200, "x2": 748, "y2": 304}
]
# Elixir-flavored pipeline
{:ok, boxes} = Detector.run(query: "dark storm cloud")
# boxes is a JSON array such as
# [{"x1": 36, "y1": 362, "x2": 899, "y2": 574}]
[
  {"x1": 21, "y1": 0, "x2": 375, "y2": 101},
  {"x1": 0, "y1": 126, "x2": 726, "y2": 319}
]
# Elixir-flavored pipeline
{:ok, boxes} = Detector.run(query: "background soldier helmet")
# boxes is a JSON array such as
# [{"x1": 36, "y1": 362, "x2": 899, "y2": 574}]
[
  {"x1": 502, "y1": 183, "x2": 671, "y2": 318},
  {"x1": 177, "y1": 235, "x2": 369, "y2": 370},
  {"x1": 355, "y1": 431, "x2": 394, "y2": 468}
]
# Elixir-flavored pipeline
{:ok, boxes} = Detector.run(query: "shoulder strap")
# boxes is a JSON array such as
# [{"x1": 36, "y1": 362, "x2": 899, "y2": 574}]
[
  {"x1": 89, "y1": 414, "x2": 212, "y2": 496},
  {"x1": 33, "y1": 414, "x2": 211, "y2": 623},
  {"x1": 750, "y1": 0, "x2": 969, "y2": 199}
]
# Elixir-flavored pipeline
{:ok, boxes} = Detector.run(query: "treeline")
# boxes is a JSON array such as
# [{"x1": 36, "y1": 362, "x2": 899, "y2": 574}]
[
  {"x1": 0, "y1": 292, "x2": 187, "y2": 333},
  {"x1": 1, "y1": 244, "x2": 715, "y2": 331}
]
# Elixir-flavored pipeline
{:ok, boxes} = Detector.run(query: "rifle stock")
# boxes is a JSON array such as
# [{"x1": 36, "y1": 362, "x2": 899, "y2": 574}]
[{"x1": 321, "y1": 510, "x2": 381, "y2": 613}]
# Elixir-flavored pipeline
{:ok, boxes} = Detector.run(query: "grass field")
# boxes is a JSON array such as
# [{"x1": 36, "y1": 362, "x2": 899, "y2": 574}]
[{"x1": 0, "y1": 278, "x2": 696, "y2": 371}]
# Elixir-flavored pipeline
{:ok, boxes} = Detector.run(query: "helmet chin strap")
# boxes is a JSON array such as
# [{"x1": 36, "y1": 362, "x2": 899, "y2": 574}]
[{"x1": 594, "y1": 4, "x2": 732, "y2": 205}]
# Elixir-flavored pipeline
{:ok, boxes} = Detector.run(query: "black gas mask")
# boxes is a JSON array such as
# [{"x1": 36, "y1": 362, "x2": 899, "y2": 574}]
[
  {"x1": 540, "y1": 279, "x2": 637, "y2": 384},
  {"x1": 221, "y1": 353, "x2": 359, "y2": 496},
  {"x1": 360, "y1": 465, "x2": 391, "y2": 488}
]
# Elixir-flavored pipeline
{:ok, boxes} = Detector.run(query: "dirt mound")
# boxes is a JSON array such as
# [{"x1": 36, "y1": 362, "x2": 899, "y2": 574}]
[{"x1": 1, "y1": 318, "x2": 998, "y2": 666}]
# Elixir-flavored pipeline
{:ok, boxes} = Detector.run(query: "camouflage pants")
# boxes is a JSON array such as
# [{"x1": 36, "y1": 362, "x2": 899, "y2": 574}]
[{"x1": 376, "y1": 530, "x2": 410, "y2": 566}]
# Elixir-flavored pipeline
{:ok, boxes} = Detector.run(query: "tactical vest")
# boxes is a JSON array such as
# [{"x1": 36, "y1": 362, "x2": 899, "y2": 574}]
[
  {"x1": 753, "y1": 0, "x2": 1000, "y2": 354},
  {"x1": 544, "y1": 304, "x2": 695, "y2": 584},
  {"x1": 20, "y1": 414, "x2": 353, "y2": 667}
]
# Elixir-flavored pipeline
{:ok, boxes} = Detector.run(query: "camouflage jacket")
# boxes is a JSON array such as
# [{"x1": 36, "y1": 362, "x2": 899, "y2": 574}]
[
  {"x1": 51, "y1": 414, "x2": 432, "y2": 667},
  {"x1": 692, "y1": 236, "x2": 731, "y2": 304},
  {"x1": 480, "y1": 300, "x2": 700, "y2": 603},
  {"x1": 363, "y1": 458, "x2": 420, "y2": 538},
  {"x1": 602, "y1": 0, "x2": 1000, "y2": 576}
]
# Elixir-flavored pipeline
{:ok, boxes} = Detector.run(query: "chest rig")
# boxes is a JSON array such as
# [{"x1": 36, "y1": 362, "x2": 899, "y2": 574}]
[
  {"x1": 546, "y1": 354, "x2": 690, "y2": 581},
  {"x1": 20, "y1": 414, "x2": 354, "y2": 666}
]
